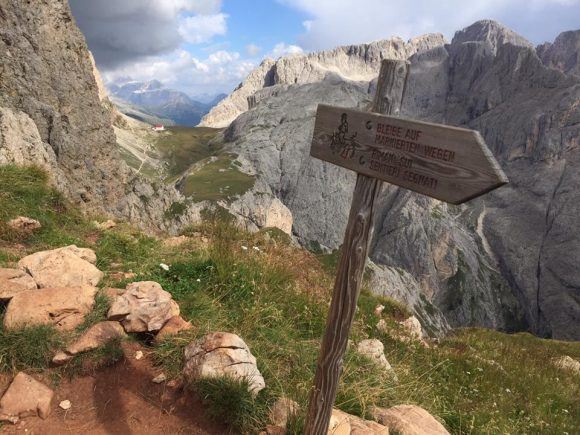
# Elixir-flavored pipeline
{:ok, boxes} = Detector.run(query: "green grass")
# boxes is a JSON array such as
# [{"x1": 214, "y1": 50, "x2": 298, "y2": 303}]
[
  {"x1": 0, "y1": 165, "x2": 91, "y2": 248},
  {"x1": 0, "y1": 322, "x2": 63, "y2": 372},
  {"x1": 1, "y1": 164, "x2": 578, "y2": 434},
  {"x1": 155, "y1": 126, "x2": 223, "y2": 178},
  {"x1": 179, "y1": 154, "x2": 255, "y2": 202}
]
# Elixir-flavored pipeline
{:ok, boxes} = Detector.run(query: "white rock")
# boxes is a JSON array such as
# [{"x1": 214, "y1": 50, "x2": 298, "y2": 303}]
[
  {"x1": 107, "y1": 281, "x2": 180, "y2": 332},
  {"x1": 553, "y1": 355, "x2": 580, "y2": 374},
  {"x1": 374, "y1": 305, "x2": 385, "y2": 316},
  {"x1": 135, "y1": 350, "x2": 144, "y2": 360},
  {"x1": 183, "y1": 332, "x2": 265, "y2": 395},
  {"x1": 7, "y1": 216, "x2": 41, "y2": 232},
  {"x1": 356, "y1": 339, "x2": 395, "y2": 374},
  {"x1": 399, "y1": 316, "x2": 423, "y2": 340},
  {"x1": 58, "y1": 400, "x2": 71, "y2": 410},
  {"x1": 152, "y1": 373, "x2": 167, "y2": 384}
]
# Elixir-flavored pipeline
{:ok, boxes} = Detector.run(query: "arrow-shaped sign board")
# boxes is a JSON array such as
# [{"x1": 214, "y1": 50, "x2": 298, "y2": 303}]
[{"x1": 310, "y1": 104, "x2": 508, "y2": 204}]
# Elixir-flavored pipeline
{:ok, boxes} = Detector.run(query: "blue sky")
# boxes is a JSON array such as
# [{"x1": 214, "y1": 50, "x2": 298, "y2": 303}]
[{"x1": 70, "y1": 0, "x2": 580, "y2": 97}]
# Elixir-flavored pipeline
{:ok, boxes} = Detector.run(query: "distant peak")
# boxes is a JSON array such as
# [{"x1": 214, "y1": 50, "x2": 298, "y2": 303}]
[{"x1": 452, "y1": 19, "x2": 532, "y2": 52}]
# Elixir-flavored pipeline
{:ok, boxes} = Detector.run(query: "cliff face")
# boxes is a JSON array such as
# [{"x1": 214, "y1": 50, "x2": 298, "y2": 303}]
[
  {"x1": 0, "y1": 0, "x2": 193, "y2": 233},
  {"x1": 199, "y1": 34, "x2": 446, "y2": 128},
  {"x1": 0, "y1": 0, "x2": 127, "y2": 210},
  {"x1": 223, "y1": 21, "x2": 580, "y2": 340}
]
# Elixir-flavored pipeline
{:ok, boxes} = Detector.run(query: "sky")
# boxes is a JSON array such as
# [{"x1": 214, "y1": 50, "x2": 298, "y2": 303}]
[{"x1": 69, "y1": 0, "x2": 580, "y2": 98}]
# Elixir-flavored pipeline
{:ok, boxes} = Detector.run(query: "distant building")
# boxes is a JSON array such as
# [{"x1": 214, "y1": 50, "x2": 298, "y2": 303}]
[{"x1": 152, "y1": 124, "x2": 165, "y2": 131}]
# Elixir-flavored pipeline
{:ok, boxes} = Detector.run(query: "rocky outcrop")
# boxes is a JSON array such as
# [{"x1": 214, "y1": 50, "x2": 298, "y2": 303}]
[
  {"x1": 107, "y1": 281, "x2": 180, "y2": 332},
  {"x1": 200, "y1": 34, "x2": 446, "y2": 128},
  {"x1": 221, "y1": 20, "x2": 580, "y2": 339},
  {"x1": 537, "y1": 30, "x2": 580, "y2": 77},
  {"x1": 0, "y1": 373, "x2": 54, "y2": 424},
  {"x1": 356, "y1": 339, "x2": 395, "y2": 374},
  {"x1": 183, "y1": 332, "x2": 265, "y2": 395},
  {"x1": 3, "y1": 286, "x2": 97, "y2": 331}
]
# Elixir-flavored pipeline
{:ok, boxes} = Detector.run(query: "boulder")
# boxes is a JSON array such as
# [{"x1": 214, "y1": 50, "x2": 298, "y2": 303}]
[
  {"x1": 7, "y1": 216, "x2": 41, "y2": 232},
  {"x1": 154, "y1": 315, "x2": 193, "y2": 343},
  {"x1": 0, "y1": 268, "x2": 37, "y2": 301},
  {"x1": 52, "y1": 321, "x2": 127, "y2": 365},
  {"x1": 107, "y1": 281, "x2": 180, "y2": 332},
  {"x1": 329, "y1": 409, "x2": 389, "y2": 434},
  {"x1": 553, "y1": 355, "x2": 580, "y2": 374},
  {"x1": 356, "y1": 339, "x2": 394, "y2": 373},
  {"x1": 183, "y1": 332, "x2": 265, "y2": 395},
  {"x1": 3, "y1": 286, "x2": 97, "y2": 331},
  {"x1": 0, "y1": 373, "x2": 54, "y2": 423},
  {"x1": 18, "y1": 245, "x2": 102, "y2": 288},
  {"x1": 269, "y1": 397, "x2": 300, "y2": 428},
  {"x1": 370, "y1": 405, "x2": 449, "y2": 435}
]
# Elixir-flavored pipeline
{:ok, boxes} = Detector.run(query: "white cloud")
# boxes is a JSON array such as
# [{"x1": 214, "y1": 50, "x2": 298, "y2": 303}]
[
  {"x1": 246, "y1": 43, "x2": 262, "y2": 57},
  {"x1": 270, "y1": 42, "x2": 304, "y2": 58},
  {"x1": 178, "y1": 13, "x2": 228, "y2": 44},
  {"x1": 104, "y1": 49, "x2": 255, "y2": 95},
  {"x1": 279, "y1": 0, "x2": 580, "y2": 48}
]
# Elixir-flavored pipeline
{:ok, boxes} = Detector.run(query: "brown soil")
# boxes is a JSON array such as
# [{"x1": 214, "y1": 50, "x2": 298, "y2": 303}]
[{"x1": 1, "y1": 342, "x2": 227, "y2": 434}]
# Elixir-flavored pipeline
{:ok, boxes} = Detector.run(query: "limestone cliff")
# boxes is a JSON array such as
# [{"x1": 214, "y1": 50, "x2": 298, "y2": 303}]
[
  {"x1": 222, "y1": 21, "x2": 580, "y2": 340},
  {"x1": 199, "y1": 34, "x2": 446, "y2": 128}
]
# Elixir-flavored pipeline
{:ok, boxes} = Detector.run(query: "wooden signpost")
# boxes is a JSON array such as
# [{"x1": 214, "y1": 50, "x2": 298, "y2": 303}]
[{"x1": 304, "y1": 59, "x2": 508, "y2": 434}]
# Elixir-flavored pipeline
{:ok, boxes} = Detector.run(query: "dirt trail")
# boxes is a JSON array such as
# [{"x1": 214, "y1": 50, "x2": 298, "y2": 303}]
[{"x1": 1, "y1": 343, "x2": 226, "y2": 435}]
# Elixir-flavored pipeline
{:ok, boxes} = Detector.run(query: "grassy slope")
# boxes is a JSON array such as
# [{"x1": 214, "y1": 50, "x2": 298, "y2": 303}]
[{"x1": 0, "y1": 165, "x2": 578, "y2": 434}]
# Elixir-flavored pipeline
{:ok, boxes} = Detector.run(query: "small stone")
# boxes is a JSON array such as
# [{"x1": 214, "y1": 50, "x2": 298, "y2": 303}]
[
  {"x1": 102, "y1": 287, "x2": 125, "y2": 303},
  {"x1": 152, "y1": 373, "x2": 167, "y2": 384},
  {"x1": 166, "y1": 379, "x2": 180, "y2": 388},
  {"x1": 374, "y1": 304, "x2": 385, "y2": 316},
  {"x1": 356, "y1": 339, "x2": 396, "y2": 376},
  {"x1": 135, "y1": 350, "x2": 143, "y2": 360},
  {"x1": 7, "y1": 216, "x2": 41, "y2": 232},
  {"x1": 159, "y1": 263, "x2": 170, "y2": 271},
  {"x1": 399, "y1": 316, "x2": 423, "y2": 340},
  {"x1": 58, "y1": 400, "x2": 71, "y2": 410}
]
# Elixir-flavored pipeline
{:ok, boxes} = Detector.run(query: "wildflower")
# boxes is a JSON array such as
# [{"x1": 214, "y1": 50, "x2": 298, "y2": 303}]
[
  {"x1": 253, "y1": 246, "x2": 260, "y2": 251},
  {"x1": 159, "y1": 263, "x2": 170, "y2": 271},
  {"x1": 505, "y1": 388, "x2": 511, "y2": 393},
  {"x1": 241, "y1": 246, "x2": 248, "y2": 251},
  {"x1": 196, "y1": 278, "x2": 201, "y2": 282}
]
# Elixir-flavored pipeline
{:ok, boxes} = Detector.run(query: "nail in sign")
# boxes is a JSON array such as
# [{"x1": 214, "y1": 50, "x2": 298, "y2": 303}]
[{"x1": 310, "y1": 104, "x2": 508, "y2": 204}]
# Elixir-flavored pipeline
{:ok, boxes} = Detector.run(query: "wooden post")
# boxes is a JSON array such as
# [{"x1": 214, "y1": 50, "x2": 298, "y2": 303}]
[{"x1": 304, "y1": 59, "x2": 410, "y2": 435}]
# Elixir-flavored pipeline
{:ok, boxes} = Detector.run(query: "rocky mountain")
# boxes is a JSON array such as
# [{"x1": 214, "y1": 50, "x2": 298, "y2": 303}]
[
  {"x1": 220, "y1": 20, "x2": 580, "y2": 340},
  {"x1": 1, "y1": 0, "x2": 578, "y2": 341},
  {"x1": 109, "y1": 80, "x2": 216, "y2": 126},
  {"x1": 0, "y1": 0, "x2": 203, "y2": 234},
  {"x1": 199, "y1": 33, "x2": 447, "y2": 128}
]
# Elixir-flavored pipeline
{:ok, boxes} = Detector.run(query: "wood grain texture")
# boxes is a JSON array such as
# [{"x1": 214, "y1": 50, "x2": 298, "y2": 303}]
[
  {"x1": 310, "y1": 106, "x2": 508, "y2": 204},
  {"x1": 304, "y1": 59, "x2": 409, "y2": 435}
]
